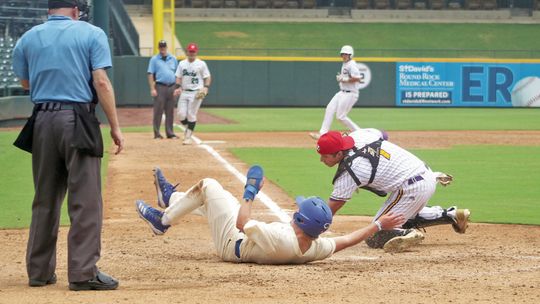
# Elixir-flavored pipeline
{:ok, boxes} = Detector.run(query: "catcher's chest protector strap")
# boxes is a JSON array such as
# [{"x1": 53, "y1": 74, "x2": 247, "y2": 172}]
[{"x1": 332, "y1": 139, "x2": 387, "y2": 197}]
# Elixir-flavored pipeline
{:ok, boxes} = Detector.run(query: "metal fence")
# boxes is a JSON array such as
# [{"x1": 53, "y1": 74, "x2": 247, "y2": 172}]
[{"x1": 139, "y1": 47, "x2": 540, "y2": 58}]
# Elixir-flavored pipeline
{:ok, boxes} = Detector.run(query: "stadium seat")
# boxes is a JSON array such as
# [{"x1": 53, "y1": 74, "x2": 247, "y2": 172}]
[
  {"x1": 237, "y1": 0, "x2": 253, "y2": 7},
  {"x1": 482, "y1": 0, "x2": 497, "y2": 9},
  {"x1": 191, "y1": 0, "x2": 208, "y2": 7},
  {"x1": 208, "y1": 0, "x2": 224, "y2": 7},
  {"x1": 255, "y1": 0, "x2": 271, "y2": 8},
  {"x1": 429, "y1": 0, "x2": 445, "y2": 9},
  {"x1": 285, "y1": 0, "x2": 300, "y2": 7},
  {"x1": 413, "y1": 0, "x2": 428, "y2": 8},
  {"x1": 272, "y1": 0, "x2": 286, "y2": 8},
  {"x1": 373, "y1": 0, "x2": 391, "y2": 9},
  {"x1": 224, "y1": 0, "x2": 238, "y2": 7},
  {"x1": 396, "y1": 0, "x2": 412, "y2": 9},
  {"x1": 355, "y1": 0, "x2": 371, "y2": 8},
  {"x1": 447, "y1": 0, "x2": 463, "y2": 9},
  {"x1": 302, "y1": 0, "x2": 317, "y2": 8},
  {"x1": 175, "y1": 0, "x2": 186, "y2": 7},
  {"x1": 465, "y1": 0, "x2": 481, "y2": 9}
]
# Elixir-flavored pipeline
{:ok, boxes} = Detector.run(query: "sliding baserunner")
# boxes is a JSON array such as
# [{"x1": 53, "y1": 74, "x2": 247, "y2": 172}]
[{"x1": 135, "y1": 166, "x2": 405, "y2": 264}]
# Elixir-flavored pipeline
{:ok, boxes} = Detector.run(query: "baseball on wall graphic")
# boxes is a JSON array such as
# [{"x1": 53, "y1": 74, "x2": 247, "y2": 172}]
[
  {"x1": 396, "y1": 62, "x2": 540, "y2": 107},
  {"x1": 511, "y1": 76, "x2": 540, "y2": 107}
]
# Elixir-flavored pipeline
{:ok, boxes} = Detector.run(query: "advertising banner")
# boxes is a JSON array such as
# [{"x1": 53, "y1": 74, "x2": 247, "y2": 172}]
[{"x1": 396, "y1": 62, "x2": 540, "y2": 107}]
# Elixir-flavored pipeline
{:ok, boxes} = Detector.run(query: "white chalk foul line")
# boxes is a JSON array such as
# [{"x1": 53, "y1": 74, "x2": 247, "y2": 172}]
[{"x1": 174, "y1": 124, "x2": 291, "y2": 222}]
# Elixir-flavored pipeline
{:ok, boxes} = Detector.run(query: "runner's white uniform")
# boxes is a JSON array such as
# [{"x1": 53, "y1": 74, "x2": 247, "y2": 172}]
[
  {"x1": 319, "y1": 59, "x2": 361, "y2": 135},
  {"x1": 175, "y1": 58, "x2": 211, "y2": 122},
  {"x1": 331, "y1": 129, "x2": 441, "y2": 221},
  {"x1": 163, "y1": 178, "x2": 336, "y2": 264}
]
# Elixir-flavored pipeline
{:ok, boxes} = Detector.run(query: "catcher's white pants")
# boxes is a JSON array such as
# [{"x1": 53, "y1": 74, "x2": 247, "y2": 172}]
[
  {"x1": 319, "y1": 91, "x2": 360, "y2": 135},
  {"x1": 162, "y1": 178, "x2": 242, "y2": 261},
  {"x1": 373, "y1": 169, "x2": 445, "y2": 222},
  {"x1": 177, "y1": 91, "x2": 203, "y2": 122}
]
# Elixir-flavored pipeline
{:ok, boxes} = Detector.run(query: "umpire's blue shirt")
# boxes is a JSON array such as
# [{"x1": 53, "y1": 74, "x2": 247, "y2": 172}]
[
  {"x1": 147, "y1": 53, "x2": 177, "y2": 85},
  {"x1": 12, "y1": 15, "x2": 112, "y2": 103}
]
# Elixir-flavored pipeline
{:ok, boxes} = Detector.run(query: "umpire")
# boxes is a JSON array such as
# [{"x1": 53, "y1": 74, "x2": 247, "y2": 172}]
[
  {"x1": 147, "y1": 40, "x2": 178, "y2": 139},
  {"x1": 12, "y1": 0, "x2": 124, "y2": 291}
]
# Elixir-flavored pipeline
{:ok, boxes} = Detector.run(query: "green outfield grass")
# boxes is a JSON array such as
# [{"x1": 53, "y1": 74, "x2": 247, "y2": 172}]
[
  {"x1": 176, "y1": 22, "x2": 540, "y2": 58},
  {"x1": 0, "y1": 130, "x2": 111, "y2": 229},
  {"x1": 197, "y1": 108, "x2": 540, "y2": 132},
  {"x1": 231, "y1": 145, "x2": 540, "y2": 225}
]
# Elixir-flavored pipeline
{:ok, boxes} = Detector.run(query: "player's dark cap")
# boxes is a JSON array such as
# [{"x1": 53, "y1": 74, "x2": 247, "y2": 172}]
[
  {"x1": 317, "y1": 131, "x2": 355, "y2": 155},
  {"x1": 158, "y1": 40, "x2": 167, "y2": 48},
  {"x1": 48, "y1": 0, "x2": 78, "y2": 9}
]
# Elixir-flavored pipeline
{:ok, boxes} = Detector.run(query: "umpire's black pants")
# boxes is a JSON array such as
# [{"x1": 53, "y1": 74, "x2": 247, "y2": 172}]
[{"x1": 27, "y1": 107, "x2": 102, "y2": 283}]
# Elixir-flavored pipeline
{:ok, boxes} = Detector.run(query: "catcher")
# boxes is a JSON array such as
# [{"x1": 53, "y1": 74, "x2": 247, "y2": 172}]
[
  {"x1": 173, "y1": 42, "x2": 211, "y2": 145},
  {"x1": 316, "y1": 129, "x2": 470, "y2": 253},
  {"x1": 135, "y1": 166, "x2": 405, "y2": 264}
]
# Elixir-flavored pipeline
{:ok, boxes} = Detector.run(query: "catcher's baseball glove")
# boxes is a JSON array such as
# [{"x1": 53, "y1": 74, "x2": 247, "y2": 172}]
[{"x1": 196, "y1": 90, "x2": 207, "y2": 99}]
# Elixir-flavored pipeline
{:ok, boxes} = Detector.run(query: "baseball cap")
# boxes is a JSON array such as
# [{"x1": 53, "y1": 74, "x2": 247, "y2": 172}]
[
  {"x1": 48, "y1": 0, "x2": 78, "y2": 9},
  {"x1": 158, "y1": 40, "x2": 167, "y2": 48},
  {"x1": 316, "y1": 131, "x2": 355, "y2": 155},
  {"x1": 186, "y1": 43, "x2": 198, "y2": 53}
]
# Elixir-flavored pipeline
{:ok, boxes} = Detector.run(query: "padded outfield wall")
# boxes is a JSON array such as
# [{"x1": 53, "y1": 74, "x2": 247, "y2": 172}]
[
  {"x1": 113, "y1": 56, "x2": 396, "y2": 107},
  {"x1": 113, "y1": 56, "x2": 540, "y2": 108},
  {"x1": 2, "y1": 56, "x2": 539, "y2": 123}
]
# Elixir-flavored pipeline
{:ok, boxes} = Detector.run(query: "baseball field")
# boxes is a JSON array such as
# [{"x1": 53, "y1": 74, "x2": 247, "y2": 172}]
[{"x1": 1, "y1": 107, "x2": 540, "y2": 303}]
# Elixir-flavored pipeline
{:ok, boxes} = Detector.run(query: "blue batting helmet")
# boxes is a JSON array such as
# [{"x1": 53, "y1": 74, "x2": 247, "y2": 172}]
[{"x1": 293, "y1": 196, "x2": 333, "y2": 238}]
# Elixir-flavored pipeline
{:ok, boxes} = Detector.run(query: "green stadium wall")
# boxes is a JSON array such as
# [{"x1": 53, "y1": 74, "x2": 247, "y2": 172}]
[
  {"x1": 112, "y1": 56, "x2": 396, "y2": 107},
  {"x1": 0, "y1": 96, "x2": 33, "y2": 122}
]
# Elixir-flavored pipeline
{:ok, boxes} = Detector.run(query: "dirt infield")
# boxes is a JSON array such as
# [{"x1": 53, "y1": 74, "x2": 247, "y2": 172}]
[{"x1": 1, "y1": 129, "x2": 540, "y2": 304}]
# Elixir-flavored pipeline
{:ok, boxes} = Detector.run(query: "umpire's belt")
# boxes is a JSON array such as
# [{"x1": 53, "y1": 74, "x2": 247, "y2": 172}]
[
  {"x1": 407, "y1": 175, "x2": 424, "y2": 185},
  {"x1": 156, "y1": 82, "x2": 175, "y2": 87},
  {"x1": 234, "y1": 239, "x2": 243, "y2": 259},
  {"x1": 36, "y1": 102, "x2": 90, "y2": 112}
]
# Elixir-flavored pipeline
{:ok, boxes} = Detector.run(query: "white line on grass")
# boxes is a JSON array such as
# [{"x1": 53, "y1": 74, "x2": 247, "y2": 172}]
[{"x1": 175, "y1": 124, "x2": 291, "y2": 222}]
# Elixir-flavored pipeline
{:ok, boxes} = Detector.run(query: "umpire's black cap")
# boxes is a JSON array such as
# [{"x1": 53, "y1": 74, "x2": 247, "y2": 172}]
[
  {"x1": 158, "y1": 40, "x2": 167, "y2": 48},
  {"x1": 48, "y1": 0, "x2": 79, "y2": 9}
]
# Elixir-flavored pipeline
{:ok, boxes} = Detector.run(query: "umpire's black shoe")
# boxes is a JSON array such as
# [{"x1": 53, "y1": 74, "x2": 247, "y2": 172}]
[
  {"x1": 29, "y1": 273, "x2": 57, "y2": 287},
  {"x1": 69, "y1": 271, "x2": 119, "y2": 291}
]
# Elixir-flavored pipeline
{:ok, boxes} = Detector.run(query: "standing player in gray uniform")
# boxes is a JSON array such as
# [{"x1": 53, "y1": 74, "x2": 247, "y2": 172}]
[
  {"x1": 12, "y1": 0, "x2": 123, "y2": 290},
  {"x1": 173, "y1": 43, "x2": 211, "y2": 145},
  {"x1": 310, "y1": 45, "x2": 362, "y2": 140},
  {"x1": 316, "y1": 130, "x2": 470, "y2": 253},
  {"x1": 147, "y1": 40, "x2": 178, "y2": 139},
  {"x1": 135, "y1": 166, "x2": 406, "y2": 264}
]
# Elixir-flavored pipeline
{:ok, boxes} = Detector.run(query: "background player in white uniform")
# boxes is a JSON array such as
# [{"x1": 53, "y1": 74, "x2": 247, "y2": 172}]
[
  {"x1": 135, "y1": 166, "x2": 405, "y2": 264},
  {"x1": 310, "y1": 45, "x2": 362, "y2": 140},
  {"x1": 173, "y1": 43, "x2": 211, "y2": 145},
  {"x1": 316, "y1": 130, "x2": 471, "y2": 252}
]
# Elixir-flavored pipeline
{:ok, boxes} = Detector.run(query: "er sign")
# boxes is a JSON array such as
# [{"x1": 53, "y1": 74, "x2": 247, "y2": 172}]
[{"x1": 396, "y1": 62, "x2": 540, "y2": 107}]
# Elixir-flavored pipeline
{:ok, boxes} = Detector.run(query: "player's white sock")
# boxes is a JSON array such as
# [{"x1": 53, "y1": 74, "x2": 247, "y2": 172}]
[
  {"x1": 185, "y1": 129, "x2": 193, "y2": 140},
  {"x1": 417, "y1": 206, "x2": 445, "y2": 220},
  {"x1": 162, "y1": 181, "x2": 204, "y2": 225}
]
